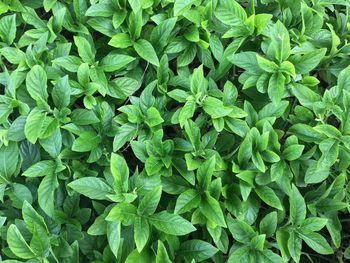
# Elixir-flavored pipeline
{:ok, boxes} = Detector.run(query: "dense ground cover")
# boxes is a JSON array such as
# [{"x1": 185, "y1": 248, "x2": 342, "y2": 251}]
[{"x1": 1, "y1": 0, "x2": 350, "y2": 262}]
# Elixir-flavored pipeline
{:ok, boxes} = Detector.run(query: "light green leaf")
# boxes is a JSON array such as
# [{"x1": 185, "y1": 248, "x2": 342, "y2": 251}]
[
  {"x1": 72, "y1": 131, "x2": 101, "y2": 152},
  {"x1": 174, "y1": 0, "x2": 195, "y2": 16},
  {"x1": 106, "y1": 203, "x2": 138, "y2": 224},
  {"x1": 38, "y1": 173, "x2": 58, "y2": 216},
  {"x1": 227, "y1": 216, "x2": 256, "y2": 243},
  {"x1": 134, "y1": 216, "x2": 150, "y2": 252},
  {"x1": 24, "y1": 108, "x2": 46, "y2": 144},
  {"x1": 68, "y1": 177, "x2": 113, "y2": 200},
  {"x1": 113, "y1": 124, "x2": 138, "y2": 151},
  {"x1": 26, "y1": 65, "x2": 48, "y2": 103},
  {"x1": 179, "y1": 239, "x2": 218, "y2": 261},
  {"x1": 149, "y1": 211, "x2": 196, "y2": 235},
  {"x1": 138, "y1": 186, "x2": 162, "y2": 216},
  {"x1": 100, "y1": 53, "x2": 135, "y2": 72},
  {"x1": 7, "y1": 225, "x2": 36, "y2": 259},
  {"x1": 298, "y1": 231, "x2": 333, "y2": 255},
  {"x1": 255, "y1": 186, "x2": 283, "y2": 210},
  {"x1": 73, "y1": 36, "x2": 95, "y2": 64},
  {"x1": 203, "y1": 97, "x2": 232, "y2": 118},
  {"x1": 109, "y1": 33, "x2": 133, "y2": 48},
  {"x1": 288, "y1": 231, "x2": 302, "y2": 263},
  {"x1": 0, "y1": 142, "x2": 18, "y2": 179},
  {"x1": 175, "y1": 188, "x2": 200, "y2": 214},
  {"x1": 156, "y1": 240, "x2": 172, "y2": 263},
  {"x1": 134, "y1": 39, "x2": 159, "y2": 66},
  {"x1": 289, "y1": 48, "x2": 327, "y2": 74},
  {"x1": 200, "y1": 192, "x2": 227, "y2": 227},
  {"x1": 23, "y1": 160, "x2": 56, "y2": 178},
  {"x1": 290, "y1": 184, "x2": 306, "y2": 226},
  {"x1": 268, "y1": 72, "x2": 285, "y2": 104},
  {"x1": 215, "y1": 0, "x2": 247, "y2": 26},
  {"x1": 0, "y1": 14, "x2": 16, "y2": 45},
  {"x1": 110, "y1": 153, "x2": 129, "y2": 194}
]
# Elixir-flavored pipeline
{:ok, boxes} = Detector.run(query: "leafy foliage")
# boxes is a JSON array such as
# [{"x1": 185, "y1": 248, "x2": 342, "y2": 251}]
[{"x1": 0, "y1": 0, "x2": 350, "y2": 262}]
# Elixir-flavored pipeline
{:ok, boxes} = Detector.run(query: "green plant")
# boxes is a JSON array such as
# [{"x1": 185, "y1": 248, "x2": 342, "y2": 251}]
[{"x1": 1, "y1": 0, "x2": 350, "y2": 262}]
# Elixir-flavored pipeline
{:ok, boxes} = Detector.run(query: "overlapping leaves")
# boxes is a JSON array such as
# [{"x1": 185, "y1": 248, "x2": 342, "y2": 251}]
[{"x1": 1, "y1": 0, "x2": 350, "y2": 262}]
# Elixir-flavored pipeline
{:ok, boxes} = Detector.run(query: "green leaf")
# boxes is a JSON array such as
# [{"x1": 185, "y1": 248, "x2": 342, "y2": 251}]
[
  {"x1": 134, "y1": 39, "x2": 159, "y2": 66},
  {"x1": 110, "y1": 153, "x2": 129, "y2": 194},
  {"x1": 228, "y1": 52, "x2": 262, "y2": 73},
  {"x1": 300, "y1": 217, "x2": 328, "y2": 232},
  {"x1": 179, "y1": 97, "x2": 196, "y2": 126},
  {"x1": 318, "y1": 138, "x2": 339, "y2": 167},
  {"x1": 175, "y1": 188, "x2": 200, "y2": 214},
  {"x1": 107, "y1": 221, "x2": 121, "y2": 258},
  {"x1": 71, "y1": 109, "x2": 99, "y2": 125},
  {"x1": 100, "y1": 53, "x2": 135, "y2": 72},
  {"x1": 338, "y1": 65, "x2": 350, "y2": 91},
  {"x1": 7, "y1": 225, "x2": 36, "y2": 259},
  {"x1": 174, "y1": 0, "x2": 195, "y2": 16},
  {"x1": 145, "y1": 107, "x2": 164, "y2": 127},
  {"x1": 256, "y1": 55, "x2": 279, "y2": 72},
  {"x1": 200, "y1": 192, "x2": 227, "y2": 227},
  {"x1": 289, "y1": 48, "x2": 327, "y2": 74},
  {"x1": 255, "y1": 186, "x2": 283, "y2": 210},
  {"x1": 282, "y1": 145, "x2": 304, "y2": 161},
  {"x1": 138, "y1": 186, "x2": 162, "y2": 216},
  {"x1": 23, "y1": 160, "x2": 55, "y2": 178},
  {"x1": 227, "y1": 216, "x2": 256, "y2": 243},
  {"x1": 38, "y1": 173, "x2": 58, "y2": 216},
  {"x1": 39, "y1": 128, "x2": 62, "y2": 158},
  {"x1": 125, "y1": 249, "x2": 152, "y2": 263},
  {"x1": 197, "y1": 156, "x2": 216, "y2": 190},
  {"x1": 276, "y1": 229, "x2": 291, "y2": 261},
  {"x1": 85, "y1": 2, "x2": 114, "y2": 17},
  {"x1": 227, "y1": 246, "x2": 251, "y2": 262},
  {"x1": 179, "y1": 240, "x2": 218, "y2": 261},
  {"x1": 134, "y1": 216, "x2": 150, "y2": 252},
  {"x1": 203, "y1": 97, "x2": 232, "y2": 118},
  {"x1": 145, "y1": 156, "x2": 162, "y2": 176},
  {"x1": 24, "y1": 108, "x2": 46, "y2": 144},
  {"x1": 52, "y1": 75, "x2": 71, "y2": 109},
  {"x1": 113, "y1": 124, "x2": 138, "y2": 151},
  {"x1": 291, "y1": 83, "x2": 321, "y2": 109},
  {"x1": 215, "y1": 0, "x2": 247, "y2": 26},
  {"x1": 345, "y1": 245, "x2": 350, "y2": 259},
  {"x1": 252, "y1": 151, "x2": 265, "y2": 172},
  {"x1": 0, "y1": 142, "x2": 18, "y2": 179},
  {"x1": 267, "y1": 20, "x2": 290, "y2": 62},
  {"x1": 68, "y1": 177, "x2": 112, "y2": 200},
  {"x1": 106, "y1": 203, "x2": 137, "y2": 225},
  {"x1": 73, "y1": 36, "x2": 95, "y2": 64},
  {"x1": 72, "y1": 131, "x2": 101, "y2": 152},
  {"x1": 289, "y1": 124, "x2": 325, "y2": 143},
  {"x1": 254, "y1": 14, "x2": 272, "y2": 35},
  {"x1": 0, "y1": 14, "x2": 16, "y2": 45},
  {"x1": 109, "y1": 33, "x2": 133, "y2": 48},
  {"x1": 184, "y1": 25, "x2": 199, "y2": 42},
  {"x1": 305, "y1": 162, "x2": 330, "y2": 184},
  {"x1": 259, "y1": 212, "x2": 277, "y2": 237},
  {"x1": 268, "y1": 72, "x2": 285, "y2": 104},
  {"x1": 290, "y1": 184, "x2": 306, "y2": 226},
  {"x1": 149, "y1": 211, "x2": 196, "y2": 235},
  {"x1": 26, "y1": 65, "x2": 48, "y2": 103},
  {"x1": 156, "y1": 240, "x2": 172, "y2": 263},
  {"x1": 22, "y1": 200, "x2": 48, "y2": 233},
  {"x1": 258, "y1": 100, "x2": 289, "y2": 119},
  {"x1": 298, "y1": 231, "x2": 333, "y2": 255},
  {"x1": 288, "y1": 231, "x2": 302, "y2": 263}
]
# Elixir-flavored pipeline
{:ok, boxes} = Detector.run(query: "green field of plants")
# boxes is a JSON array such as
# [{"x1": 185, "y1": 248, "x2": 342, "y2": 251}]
[{"x1": 1, "y1": 0, "x2": 350, "y2": 262}]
